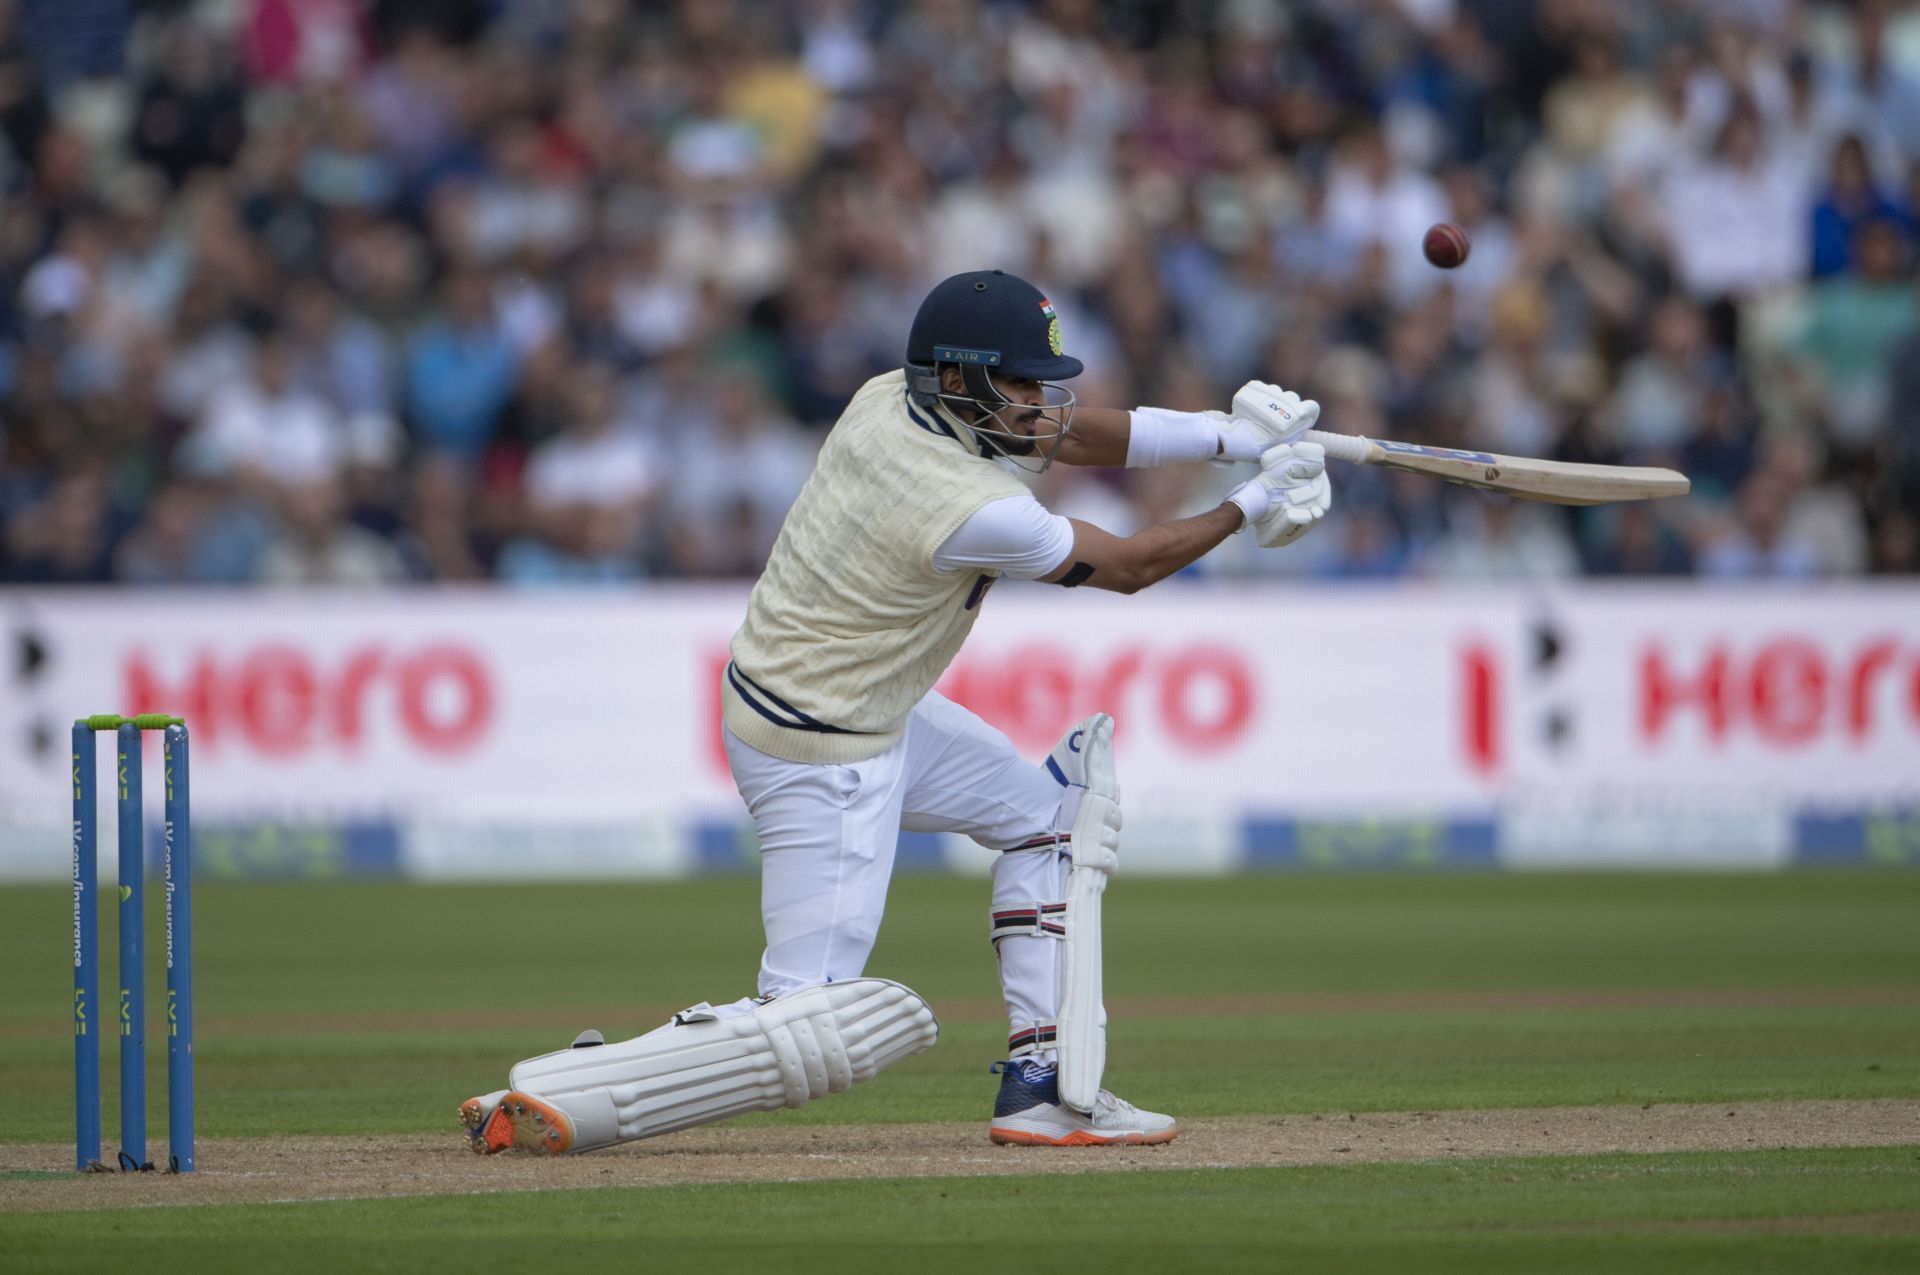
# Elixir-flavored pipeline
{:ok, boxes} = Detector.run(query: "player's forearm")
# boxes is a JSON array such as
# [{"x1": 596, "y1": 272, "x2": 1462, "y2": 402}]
[
  {"x1": 1055, "y1": 406, "x2": 1135, "y2": 466},
  {"x1": 1110, "y1": 503, "x2": 1245, "y2": 593}
]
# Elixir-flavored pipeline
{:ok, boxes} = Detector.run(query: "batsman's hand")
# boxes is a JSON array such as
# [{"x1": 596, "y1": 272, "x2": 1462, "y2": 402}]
[
  {"x1": 1217, "y1": 381, "x2": 1320, "y2": 463},
  {"x1": 1225, "y1": 441, "x2": 1332, "y2": 547}
]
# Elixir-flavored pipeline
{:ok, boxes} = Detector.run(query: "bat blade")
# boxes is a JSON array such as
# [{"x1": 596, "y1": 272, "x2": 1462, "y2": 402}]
[{"x1": 1304, "y1": 432, "x2": 1690, "y2": 506}]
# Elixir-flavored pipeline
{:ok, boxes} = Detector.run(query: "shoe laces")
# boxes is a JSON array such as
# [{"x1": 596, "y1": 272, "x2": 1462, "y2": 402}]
[{"x1": 1010, "y1": 1058, "x2": 1057, "y2": 1082}]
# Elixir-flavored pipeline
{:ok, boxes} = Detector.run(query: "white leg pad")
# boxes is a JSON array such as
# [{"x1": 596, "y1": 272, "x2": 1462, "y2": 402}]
[
  {"x1": 507, "y1": 978, "x2": 938, "y2": 1151},
  {"x1": 1057, "y1": 714, "x2": 1120, "y2": 1114}
]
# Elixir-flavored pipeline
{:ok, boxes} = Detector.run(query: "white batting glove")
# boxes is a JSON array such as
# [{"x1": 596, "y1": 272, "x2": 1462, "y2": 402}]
[
  {"x1": 1216, "y1": 381, "x2": 1321, "y2": 463},
  {"x1": 1225, "y1": 442, "x2": 1332, "y2": 547}
]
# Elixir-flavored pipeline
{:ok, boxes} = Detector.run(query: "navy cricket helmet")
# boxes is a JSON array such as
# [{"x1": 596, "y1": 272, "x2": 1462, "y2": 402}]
[{"x1": 904, "y1": 270, "x2": 1082, "y2": 470}]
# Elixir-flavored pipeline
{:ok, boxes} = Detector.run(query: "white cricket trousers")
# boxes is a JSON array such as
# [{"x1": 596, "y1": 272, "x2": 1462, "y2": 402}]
[{"x1": 722, "y1": 689, "x2": 1070, "y2": 1054}]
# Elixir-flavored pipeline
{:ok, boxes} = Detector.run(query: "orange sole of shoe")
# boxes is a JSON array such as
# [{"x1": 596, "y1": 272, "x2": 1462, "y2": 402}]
[
  {"x1": 988, "y1": 1126, "x2": 1178, "y2": 1147},
  {"x1": 476, "y1": 1106, "x2": 517, "y2": 1153},
  {"x1": 464, "y1": 1092, "x2": 574, "y2": 1155},
  {"x1": 458, "y1": 1097, "x2": 509, "y2": 1154}
]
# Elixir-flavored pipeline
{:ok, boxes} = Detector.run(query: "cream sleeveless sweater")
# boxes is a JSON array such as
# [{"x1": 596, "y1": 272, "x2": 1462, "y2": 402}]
[{"x1": 724, "y1": 370, "x2": 1031, "y2": 763}]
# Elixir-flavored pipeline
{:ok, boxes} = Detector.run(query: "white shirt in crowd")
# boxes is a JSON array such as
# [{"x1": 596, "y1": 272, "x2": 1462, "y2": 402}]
[
  {"x1": 1324, "y1": 162, "x2": 1451, "y2": 303},
  {"x1": 524, "y1": 427, "x2": 657, "y2": 510},
  {"x1": 187, "y1": 383, "x2": 346, "y2": 486},
  {"x1": 669, "y1": 420, "x2": 818, "y2": 551},
  {"x1": 1663, "y1": 154, "x2": 1809, "y2": 297}
]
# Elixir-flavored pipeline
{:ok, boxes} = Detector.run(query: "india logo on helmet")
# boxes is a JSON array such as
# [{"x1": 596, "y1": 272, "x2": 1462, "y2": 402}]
[{"x1": 1039, "y1": 298, "x2": 1063, "y2": 356}]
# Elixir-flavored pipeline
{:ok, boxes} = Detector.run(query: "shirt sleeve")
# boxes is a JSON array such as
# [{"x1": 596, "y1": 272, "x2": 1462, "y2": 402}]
[{"x1": 932, "y1": 493, "x2": 1076, "y2": 580}]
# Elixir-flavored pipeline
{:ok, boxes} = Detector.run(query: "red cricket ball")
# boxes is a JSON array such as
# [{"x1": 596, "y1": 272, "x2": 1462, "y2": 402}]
[{"x1": 1423, "y1": 222, "x2": 1471, "y2": 270}]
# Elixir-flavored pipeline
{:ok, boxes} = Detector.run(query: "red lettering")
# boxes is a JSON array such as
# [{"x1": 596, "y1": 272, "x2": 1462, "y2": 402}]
[
  {"x1": 1001, "y1": 649, "x2": 1076, "y2": 746},
  {"x1": 715, "y1": 643, "x2": 1264, "y2": 766},
  {"x1": 396, "y1": 646, "x2": 491, "y2": 753},
  {"x1": 332, "y1": 648, "x2": 385, "y2": 749},
  {"x1": 707, "y1": 650, "x2": 730, "y2": 774},
  {"x1": 1158, "y1": 647, "x2": 1253, "y2": 750},
  {"x1": 937, "y1": 659, "x2": 975, "y2": 713},
  {"x1": 1461, "y1": 644, "x2": 1499, "y2": 773},
  {"x1": 123, "y1": 641, "x2": 495, "y2": 759},
  {"x1": 124, "y1": 650, "x2": 219, "y2": 745},
  {"x1": 1847, "y1": 640, "x2": 1897, "y2": 741},
  {"x1": 1091, "y1": 647, "x2": 1145, "y2": 742},
  {"x1": 1748, "y1": 640, "x2": 1826, "y2": 745},
  {"x1": 237, "y1": 646, "x2": 316, "y2": 756},
  {"x1": 1641, "y1": 646, "x2": 1730, "y2": 742}
]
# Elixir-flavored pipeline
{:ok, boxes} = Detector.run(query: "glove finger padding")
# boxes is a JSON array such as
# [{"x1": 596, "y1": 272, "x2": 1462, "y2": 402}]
[
  {"x1": 1232, "y1": 382, "x2": 1321, "y2": 443},
  {"x1": 1218, "y1": 382, "x2": 1321, "y2": 461},
  {"x1": 1227, "y1": 441, "x2": 1330, "y2": 529},
  {"x1": 1260, "y1": 440, "x2": 1325, "y2": 482},
  {"x1": 1255, "y1": 472, "x2": 1332, "y2": 548},
  {"x1": 1282, "y1": 474, "x2": 1329, "y2": 509}
]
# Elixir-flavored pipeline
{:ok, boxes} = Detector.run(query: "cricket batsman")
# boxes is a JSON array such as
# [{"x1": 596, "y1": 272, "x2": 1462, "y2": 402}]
[{"x1": 463, "y1": 269, "x2": 1331, "y2": 1152}]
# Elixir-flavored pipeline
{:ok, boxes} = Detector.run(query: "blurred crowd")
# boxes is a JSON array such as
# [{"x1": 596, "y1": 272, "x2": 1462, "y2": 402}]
[{"x1": 0, "y1": 0, "x2": 1917, "y2": 586}]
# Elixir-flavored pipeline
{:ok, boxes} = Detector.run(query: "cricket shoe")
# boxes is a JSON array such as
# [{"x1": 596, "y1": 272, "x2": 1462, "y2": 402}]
[
  {"x1": 462, "y1": 1028, "x2": 607, "y2": 1154},
  {"x1": 987, "y1": 1058, "x2": 1177, "y2": 1146},
  {"x1": 461, "y1": 1089, "x2": 577, "y2": 1155},
  {"x1": 460, "y1": 1089, "x2": 507, "y2": 1152}
]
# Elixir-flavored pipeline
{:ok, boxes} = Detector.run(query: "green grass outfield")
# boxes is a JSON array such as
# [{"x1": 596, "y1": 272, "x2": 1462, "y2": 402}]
[
  {"x1": 1, "y1": 872, "x2": 1917, "y2": 1269},
  {"x1": 4, "y1": 1149, "x2": 1917, "y2": 1273}
]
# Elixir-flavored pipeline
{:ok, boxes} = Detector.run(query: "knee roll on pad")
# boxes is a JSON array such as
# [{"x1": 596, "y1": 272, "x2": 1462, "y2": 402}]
[{"x1": 507, "y1": 978, "x2": 939, "y2": 1151}]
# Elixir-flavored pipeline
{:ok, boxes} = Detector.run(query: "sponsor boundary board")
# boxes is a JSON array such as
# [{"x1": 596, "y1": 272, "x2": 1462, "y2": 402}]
[{"x1": 4, "y1": 585, "x2": 1917, "y2": 876}]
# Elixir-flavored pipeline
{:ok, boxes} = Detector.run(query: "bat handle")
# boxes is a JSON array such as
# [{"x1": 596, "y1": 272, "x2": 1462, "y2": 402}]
[{"x1": 1300, "y1": 429, "x2": 1373, "y2": 465}]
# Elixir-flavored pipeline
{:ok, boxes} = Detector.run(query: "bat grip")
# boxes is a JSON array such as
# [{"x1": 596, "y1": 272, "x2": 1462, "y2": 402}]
[{"x1": 1301, "y1": 429, "x2": 1372, "y2": 465}]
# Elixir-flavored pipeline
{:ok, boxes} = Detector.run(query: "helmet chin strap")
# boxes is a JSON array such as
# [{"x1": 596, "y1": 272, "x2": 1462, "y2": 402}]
[
  {"x1": 930, "y1": 397, "x2": 991, "y2": 456},
  {"x1": 931, "y1": 364, "x2": 1075, "y2": 473}
]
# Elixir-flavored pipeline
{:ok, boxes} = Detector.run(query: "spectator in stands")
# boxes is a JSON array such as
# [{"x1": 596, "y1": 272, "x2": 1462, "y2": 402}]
[
  {"x1": 180, "y1": 326, "x2": 345, "y2": 493},
  {"x1": 131, "y1": 23, "x2": 246, "y2": 188},
  {"x1": 1325, "y1": 125, "x2": 1449, "y2": 305},
  {"x1": 286, "y1": 275, "x2": 394, "y2": 425},
  {"x1": 0, "y1": 1, "x2": 1912, "y2": 586},
  {"x1": 1543, "y1": 33, "x2": 1652, "y2": 214},
  {"x1": 1846, "y1": 1, "x2": 1920, "y2": 173},
  {"x1": 499, "y1": 359, "x2": 654, "y2": 585},
  {"x1": 1, "y1": 466, "x2": 116, "y2": 582},
  {"x1": 114, "y1": 476, "x2": 270, "y2": 585},
  {"x1": 395, "y1": 452, "x2": 489, "y2": 582},
  {"x1": 1761, "y1": 431, "x2": 1870, "y2": 577},
  {"x1": 1583, "y1": 502, "x2": 1694, "y2": 575},
  {"x1": 1612, "y1": 296, "x2": 1716, "y2": 454},
  {"x1": 158, "y1": 273, "x2": 256, "y2": 423},
  {"x1": 257, "y1": 473, "x2": 405, "y2": 585},
  {"x1": 403, "y1": 267, "x2": 517, "y2": 461},
  {"x1": 240, "y1": 0, "x2": 368, "y2": 88},
  {"x1": 1663, "y1": 95, "x2": 1809, "y2": 299},
  {"x1": 664, "y1": 372, "x2": 812, "y2": 576},
  {"x1": 1699, "y1": 469, "x2": 1824, "y2": 580},
  {"x1": 1787, "y1": 218, "x2": 1916, "y2": 448},
  {"x1": 1886, "y1": 270, "x2": 1920, "y2": 519},
  {"x1": 1422, "y1": 494, "x2": 1583, "y2": 581},
  {"x1": 1809, "y1": 134, "x2": 1912, "y2": 278}
]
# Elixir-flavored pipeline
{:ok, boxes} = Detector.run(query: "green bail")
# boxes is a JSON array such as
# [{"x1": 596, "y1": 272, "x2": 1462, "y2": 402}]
[{"x1": 76, "y1": 713, "x2": 185, "y2": 731}]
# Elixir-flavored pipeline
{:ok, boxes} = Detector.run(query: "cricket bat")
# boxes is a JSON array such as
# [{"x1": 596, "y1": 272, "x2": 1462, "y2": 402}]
[{"x1": 1301, "y1": 431, "x2": 1690, "y2": 506}]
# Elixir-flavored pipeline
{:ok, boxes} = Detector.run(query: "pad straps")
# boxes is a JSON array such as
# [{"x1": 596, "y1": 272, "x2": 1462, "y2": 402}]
[
  {"x1": 989, "y1": 901, "x2": 1067, "y2": 944},
  {"x1": 1007, "y1": 1020, "x2": 1059, "y2": 1058}
]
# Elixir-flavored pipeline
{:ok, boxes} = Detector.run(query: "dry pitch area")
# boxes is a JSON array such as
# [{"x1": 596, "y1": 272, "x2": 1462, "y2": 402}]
[{"x1": 5, "y1": 1100, "x2": 1916, "y2": 1214}]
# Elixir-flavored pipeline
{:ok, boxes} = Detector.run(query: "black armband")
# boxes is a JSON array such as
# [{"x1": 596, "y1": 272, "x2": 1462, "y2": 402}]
[{"x1": 1054, "y1": 561, "x2": 1094, "y2": 588}]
